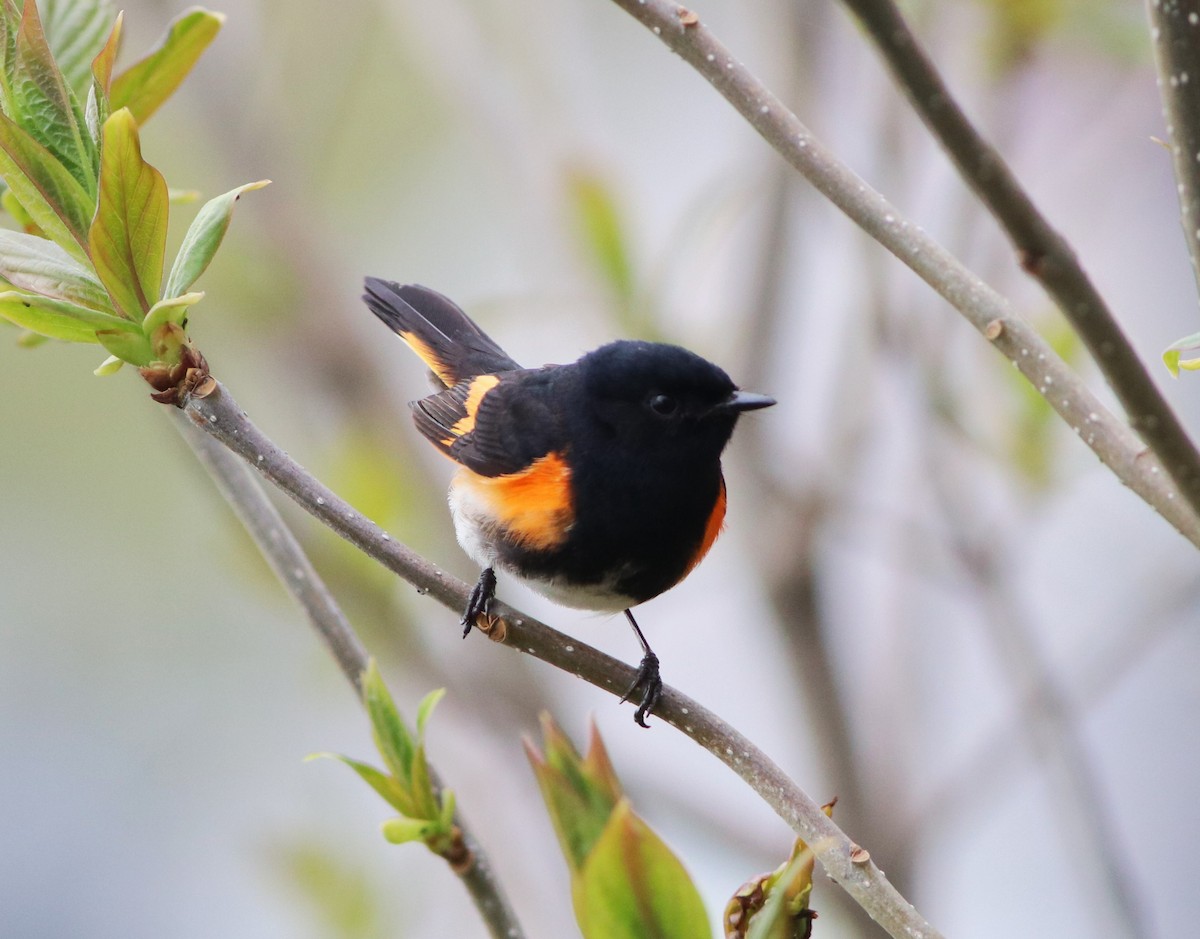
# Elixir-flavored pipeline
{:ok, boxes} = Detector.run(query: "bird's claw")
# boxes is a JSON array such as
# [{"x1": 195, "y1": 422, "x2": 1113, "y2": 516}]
[
  {"x1": 461, "y1": 567, "x2": 497, "y2": 637},
  {"x1": 620, "y1": 651, "x2": 662, "y2": 728}
]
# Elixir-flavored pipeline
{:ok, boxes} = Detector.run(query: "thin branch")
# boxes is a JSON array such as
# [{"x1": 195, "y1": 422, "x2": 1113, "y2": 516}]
[
  {"x1": 602, "y1": 0, "x2": 1200, "y2": 550},
  {"x1": 181, "y1": 380, "x2": 944, "y2": 939},
  {"x1": 172, "y1": 412, "x2": 526, "y2": 939},
  {"x1": 839, "y1": 0, "x2": 1200, "y2": 533},
  {"x1": 1146, "y1": 0, "x2": 1200, "y2": 299}
]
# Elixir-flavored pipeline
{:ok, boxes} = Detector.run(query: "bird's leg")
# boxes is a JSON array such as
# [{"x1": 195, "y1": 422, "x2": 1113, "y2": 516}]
[
  {"x1": 618, "y1": 609, "x2": 663, "y2": 728},
  {"x1": 461, "y1": 566, "x2": 497, "y2": 637}
]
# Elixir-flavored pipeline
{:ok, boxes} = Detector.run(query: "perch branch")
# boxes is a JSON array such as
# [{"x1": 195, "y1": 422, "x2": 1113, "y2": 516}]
[
  {"x1": 603, "y1": 0, "x2": 1200, "y2": 548},
  {"x1": 173, "y1": 412, "x2": 526, "y2": 939},
  {"x1": 181, "y1": 380, "x2": 944, "y2": 939}
]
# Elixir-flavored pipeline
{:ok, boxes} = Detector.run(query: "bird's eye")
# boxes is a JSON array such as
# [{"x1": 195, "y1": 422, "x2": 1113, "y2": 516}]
[{"x1": 648, "y1": 394, "x2": 678, "y2": 416}]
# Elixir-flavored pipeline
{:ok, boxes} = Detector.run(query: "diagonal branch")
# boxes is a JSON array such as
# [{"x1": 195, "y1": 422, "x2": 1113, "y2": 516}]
[
  {"x1": 172, "y1": 412, "x2": 526, "y2": 939},
  {"x1": 838, "y1": 0, "x2": 1200, "y2": 532},
  {"x1": 603, "y1": 0, "x2": 1200, "y2": 549},
  {"x1": 1145, "y1": 0, "x2": 1200, "y2": 299},
  {"x1": 181, "y1": 380, "x2": 945, "y2": 939}
]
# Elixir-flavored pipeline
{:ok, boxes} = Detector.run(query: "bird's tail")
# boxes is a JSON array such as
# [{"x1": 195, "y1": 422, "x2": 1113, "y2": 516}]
[{"x1": 362, "y1": 278, "x2": 520, "y2": 388}]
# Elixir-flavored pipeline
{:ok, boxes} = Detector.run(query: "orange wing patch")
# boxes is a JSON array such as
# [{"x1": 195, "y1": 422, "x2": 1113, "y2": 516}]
[
  {"x1": 451, "y1": 374, "x2": 500, "y2": 437},
  {"x1": 455, "y1": 452, "x2": 574, "y2": 550},
  {"x1": 683, "y1": 477, "x2": 726, "y2": 577}
]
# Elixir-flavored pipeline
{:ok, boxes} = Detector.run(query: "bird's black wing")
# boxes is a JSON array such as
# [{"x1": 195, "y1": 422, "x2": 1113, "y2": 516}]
[{"x1": 411, "y1": 368, "x2": 567, "y2": 477}]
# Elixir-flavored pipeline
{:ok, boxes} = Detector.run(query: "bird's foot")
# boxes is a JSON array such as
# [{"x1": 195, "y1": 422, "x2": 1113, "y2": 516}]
[
  {"x1": 461, "y1": 567, "x2": 497, "y2": 637},
  {"x1": 620, "y1": 650, "x2": 662, "y2": 728}
]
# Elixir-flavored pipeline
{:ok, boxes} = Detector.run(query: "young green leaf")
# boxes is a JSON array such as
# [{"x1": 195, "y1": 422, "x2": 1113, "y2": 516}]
[
  {"x1": 93, "y1": 353, "x2": 123, "y2": 375},
  {"x1": 408, "y1": 746, "x2": 439, "y2": 822},
  {"x1": 1164, "y1": 330, "x2": 1200, "y2": 377},
  {"x1": 306, "y1": 752, "x2": 420, "y2": 819},
  {"x1": 95, "y1": 324, "x2": 153, "y2": 365},
  {"x1": 142, "y1": 291, "x2": 203, "y2": 334},
  {"x1": 109, "y1": 9, "x2": 223, "y2": 124},
  {"x1": 89, "y1": 108, "x2": 168, "y2": 319},
  {"x1": 527, "y1": 715, "x2": 625, "y2": 873},
  {"x1": 381, "y1": 817, "x2": 433, "y2": 846},
  {"x1": 568, "y1": 170, "x2": 635, "y2": 305},
  {"x1": 0, "y1": 228, "x2": 112, "y2": 310},
  {"x1": 86, "y1": 11, "x2": 122, "y2": 140},
  {"x1": 162, "y1": 179, "x2": 269, "y2": 299},
  {"x1": 573, "y1": 800, "x2": 710, "y2": 939},
  {"x1": 41, "y1": 0, "x2": 116, "y2": 102},
  {"x1": 0, "y1": 110, "x2": 93, "y2": 259},
  {"x1": 362, "y1": 659, "x2": 416, "y2": 783},
  {"x1": 12, "y1": 0, "x2": 97, "y2": 194},
  {"x1": 16, "y1": 329, "x2": 50, "y2": 347},
  {"x1": 0, "y1": 1, "x2": 19, "y2": 115},
  {"x1": 0, "y1": 289, "x2": 135, "y2": 342},
  {"x1": 415, "y1": 687, "x2": 446, "y2": 741}
]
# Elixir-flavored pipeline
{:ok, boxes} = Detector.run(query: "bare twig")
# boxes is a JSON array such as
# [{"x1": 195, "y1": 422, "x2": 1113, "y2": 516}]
[
  {"x1": 172, "y1": 413, "x2": 526, "y2": 939},
  {"x1": 837, "y1": 0, "x2": 1200, "y2": 520},
  {"x1": 181, "y1": 380, "x2": 944, "y2": 939},
  {"x1": 1146, "y1": 0, "x2": 1200, "y2": 299},
  {"x1": 603, "y1": 0, "x2": 1200, "y2": 549}
]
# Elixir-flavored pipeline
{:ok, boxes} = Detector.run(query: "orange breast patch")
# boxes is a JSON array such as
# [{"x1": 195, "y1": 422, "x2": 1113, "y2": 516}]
[
  {"x1": 456, "y1": 451, "x2": 575, "y2": 550},
  {"x1": 683, "y1": 477, "x2": 726, "y2": 577}
]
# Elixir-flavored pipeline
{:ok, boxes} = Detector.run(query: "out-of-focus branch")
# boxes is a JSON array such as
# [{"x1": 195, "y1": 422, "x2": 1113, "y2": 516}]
[
  {"x1": 1146, "y1": 0, "x2": 1200, "y2": 300},
  {"x1": 838, "y1": 0, "x2": 1200, "y2": 518},
  {"x1": 603, "y1": 0, "x2": 1200, "y2": 549},
  {"x1": 172, "y1": 413, "x2": 525, "y2": 939},
  {"x1": 180, "y1": 380, "x2": 945, "y2": 939},
  {"x1": 920, "y1": 430, "x2": 1146, "y2": 938}
]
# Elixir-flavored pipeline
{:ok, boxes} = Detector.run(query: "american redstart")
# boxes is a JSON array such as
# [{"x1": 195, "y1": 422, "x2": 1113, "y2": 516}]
[{"x1": 363, "y1": 278, "x2": 774, "y2": 726}]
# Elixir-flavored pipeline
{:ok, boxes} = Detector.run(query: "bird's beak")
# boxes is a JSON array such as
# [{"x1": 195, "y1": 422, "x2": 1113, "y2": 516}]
[{"x1": 716, "y1": 390, "x2": 776, "y2": 414}]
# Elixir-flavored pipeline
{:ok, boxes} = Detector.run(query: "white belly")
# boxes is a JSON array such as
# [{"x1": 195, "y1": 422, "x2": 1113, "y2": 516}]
[{"x1": 448, "y1": 478, "x2": 636, "y2": 613}]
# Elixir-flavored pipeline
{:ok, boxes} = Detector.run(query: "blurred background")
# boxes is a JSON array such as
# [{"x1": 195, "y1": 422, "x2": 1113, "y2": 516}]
[{"x1": 1, "y1": 0, "x2": 1197, "y2": 936}]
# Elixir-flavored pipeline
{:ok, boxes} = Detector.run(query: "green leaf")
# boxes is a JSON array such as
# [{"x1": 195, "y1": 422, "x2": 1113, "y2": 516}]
[
  {"x1": 573, "y1": 800, "x2": 710, "y2": 939},
  {"x1": 1, "y1": 184, "x2": 35, "y2": 230},
  {"x1": 568, "y1": 170, "x2": 635, "y2": 305},
  {"x1": 381, "y1": 817, "x2": 433, "y2": 845},
  {"x1": 361, "y1": 659, "x2": 416, "y2": 783},
  {"x1": 0, "y1": 288, "x2": 135, "y2": 342},
  {"x1": 1163, "y1": 330, "x2": 1200, "y2": 377},
  {"x1": 86, "y1": 11, "x2": 122, "y2": 141},
  {"x1": 109, "y1": 8, "x2": 223, "y2": 124},
  {"x1": 415, "y1": 687, "x2": 445, "y2": 741},
  {"x1": 93, "y1": 353, "x2": 123, "y2": 375},
  {"x1": 438, "y1": 788, "x2": 456, "y2": 830},
  {"x1": 0, "y1": 109, "x2": 93, "y2": 259},
  {"x1": 408, "y1": 746, "x2": 439, "y2": 822},
  {"x1": 41, "y1": 0, "x2": 116, "y2": 101},
  {"x1": 162, "y1": 179, "x2": 269, "y2": 299},
  {"x1": 95, "y1": 325, "x2": 152, "y2": 365},
  {"x1": 306, "y1": 751, "x2": 420, "y2": 818},
  {"x1": 142, "y1": 291, "x2": 203, "y2": 333},
  {"x1": 89, "y1": 108, "x2": 168, "y2": 318},
  {"x1": 17, "y1": 329, "x2": 51, "y2": 348},
  {"x1": 12, "y1": 0, "x2": 97, "y2": 194},
  {"x1": 0, "y1": 228, "x2": 112, "y2": 310},
  {"x1": 0, "y1": 1, "x2": 20, "y2": 116},
  {"x1": 527, "y1": 715, "x2": 624, "y2": 872}
]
